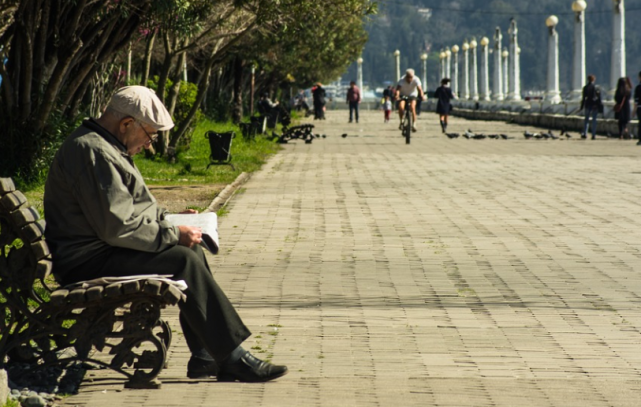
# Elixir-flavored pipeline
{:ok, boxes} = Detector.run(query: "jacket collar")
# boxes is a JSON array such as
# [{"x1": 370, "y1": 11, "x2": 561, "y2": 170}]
[{"x1": 82, "y1": 118, "x2": 129, "y2": 156}]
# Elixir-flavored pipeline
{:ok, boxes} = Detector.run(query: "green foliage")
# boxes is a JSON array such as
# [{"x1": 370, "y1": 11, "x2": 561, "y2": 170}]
[
  {"x1": 2, "y1": 398, "x2": 21, "y2": 407},
  {"x1": 242, "y1": 0, "x2": 374, "y2": 88},
  {"x1": 147, "y1": 77, "x2": 203, "y2": 150}
]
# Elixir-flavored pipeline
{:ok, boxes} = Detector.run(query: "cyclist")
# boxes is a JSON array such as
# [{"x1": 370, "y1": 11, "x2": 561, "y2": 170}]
[{"x1": 395, "y1": 68, "x2": 425, "y2": 132}]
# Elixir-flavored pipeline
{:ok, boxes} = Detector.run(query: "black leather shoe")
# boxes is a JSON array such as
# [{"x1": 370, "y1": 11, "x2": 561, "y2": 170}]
[
  {"x1": 187, "y1": 356, "x2": 219, "y2": 379},
  {"x1": 218, "y1": 352, "x2": 288, "y2": 383}
]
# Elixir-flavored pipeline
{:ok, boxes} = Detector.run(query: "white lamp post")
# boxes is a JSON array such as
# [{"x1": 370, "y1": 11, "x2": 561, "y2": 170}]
[
  {"x1": 480, "y1": 37, "x2": 490, "y2": 101},
  {"x1": 609, "y1": 0, "x2": 626, "y2": 98},
  {"x1": 420, "y1": 53, "x2": 428, "y2": 92},
  {"x1": 451, "y1": 45, "x2": 459, "y2": 96},
  {"x1": 493, "y1": 27, "x2": 504, "y2": 101},
  {"x1": 507, "y1": 19, "x2": 522, "y2": 101},
  {"x1": 439, "y1": 51, "x2": 445, "y2": 82},
  {"x1": 570, "y1": 0, "x2": 587, "y2": 101},
  {"x1": 502, "y1": 49, "x2": 509, "y2": 98},
  {"x1": 545, "y1": 15, "x2": 561, "y2": 103},
  {"x1": 462, "y1": 41, "x2": 470, "y2": 99},
  {"x1": 357, "y1": 57, "x2": 363, "y2": 93},
  {"x1": 394, "y1": 49, "x2": 401, "y2": 82},
  {"x1": 470, "y1": 38, "x2": 479, "y2": 101},
  {"x1": 445, "y1": 49, "x2": 452, "y2": 81}
]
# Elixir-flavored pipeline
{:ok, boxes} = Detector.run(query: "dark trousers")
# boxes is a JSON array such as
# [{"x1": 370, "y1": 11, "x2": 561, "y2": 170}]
[
  {"x1": 313, "y1": 101, "x2": 325, "y2": 119},
  {"x1": 349, "y1": 101, "x2": 359, "y2": 122},
  {"x1": 61, "y1": 245, "x2": 251, "y2": 363}
]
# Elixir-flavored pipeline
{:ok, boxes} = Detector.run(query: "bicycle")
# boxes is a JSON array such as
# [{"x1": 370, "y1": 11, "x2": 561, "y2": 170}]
[{"x1": 398, "y1": 95, "x2": 413, "y2": 144}]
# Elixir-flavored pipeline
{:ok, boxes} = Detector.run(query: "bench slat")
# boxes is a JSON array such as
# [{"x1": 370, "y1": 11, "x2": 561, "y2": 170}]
[
  {"x1": 11, "y1": 207, "x2": 40, "y2": 227},
  {"x1": 0, "y1": 191, "x2": 27, "y2": 211},
  {"x1": 50, "y1": 289, "x2": 69, "y2": 306},
  {"x1": 85, "y1": 286, "x2": 104, "y2": 302},
  {"x1": 37, "y1": 259, "x2": 53, "y2": 279},
  {"x1": 0, "y1": 178, "x2": 16, "y2": 194},
  {"x1": 31, "y1": 240, "x2": 50, "y2": 261},
  {"x1": 21, "y1": 219, "x2": 46, "y2": 242},
  {"x1": 122, "y1": 280, "x2": 140, "y2": 295},
  {"x1": 143, "y1": 280, "x2": 163, "y2": 296},
  {"x1": 162, "y1": 283, "x2": 184, "y2": 305},
  {"x1": 105, "y1": 282, "x2": 123, "y2": 298},
  {"x1": 68, "y1": 288, "x2": 86, "y2": 304}
]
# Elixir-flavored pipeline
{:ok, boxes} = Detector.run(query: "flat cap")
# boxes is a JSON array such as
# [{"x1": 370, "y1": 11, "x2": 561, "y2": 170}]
[{"x1": 107, "y1": 86, "x2": 174, "y2": 131}]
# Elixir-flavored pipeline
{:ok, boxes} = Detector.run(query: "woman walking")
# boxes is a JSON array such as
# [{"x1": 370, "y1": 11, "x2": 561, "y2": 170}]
[
  {"x1": 434, "y1": 78, "x2": 455, "y2": 133},
  {"x1": 312, "y1": 82, "x2": 327, "y2": 120},
  {"x1": 614, "y1": 77, "x2": 631, "y2": 139}
]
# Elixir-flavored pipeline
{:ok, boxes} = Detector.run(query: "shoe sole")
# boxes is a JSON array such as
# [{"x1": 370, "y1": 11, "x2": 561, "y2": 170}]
[
  {"x1": 187, "y1": 372, "x2": 217, "y2": 379},
  {"x1": 217, "y1": 369, "x2": 289, "y2": 383}
]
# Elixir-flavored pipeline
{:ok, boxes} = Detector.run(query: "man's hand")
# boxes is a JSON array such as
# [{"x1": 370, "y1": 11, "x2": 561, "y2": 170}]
[
  {"x1": 180, "y1": 209, "x2": 199, "y2": 214},
  {"x1": 178, "y1": 225, "x2": 203, "y2": 248}
]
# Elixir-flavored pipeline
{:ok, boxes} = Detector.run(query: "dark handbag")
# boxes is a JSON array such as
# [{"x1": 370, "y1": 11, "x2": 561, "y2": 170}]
[{"x1": 614, "y1": 96, "x2": 625, "y2": 113}]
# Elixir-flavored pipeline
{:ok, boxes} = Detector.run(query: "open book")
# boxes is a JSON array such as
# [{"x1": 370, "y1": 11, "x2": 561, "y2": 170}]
[{"x1": 165, "y1": 212, "x2": 219, "y2": 254}]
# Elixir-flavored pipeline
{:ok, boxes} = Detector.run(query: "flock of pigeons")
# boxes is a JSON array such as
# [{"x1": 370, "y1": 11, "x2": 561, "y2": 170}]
[{"x1": 445, "y1": 129, "x2": 575, "y2": 140}]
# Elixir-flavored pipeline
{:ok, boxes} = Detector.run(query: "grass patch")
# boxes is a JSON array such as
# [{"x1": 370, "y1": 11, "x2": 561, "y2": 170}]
[
  {"x1": 136, "y1": 118, "x2": 281, "y2": 185},
  {"x1": 3, "y1": 398, "x2": 20, "y2": 407}
]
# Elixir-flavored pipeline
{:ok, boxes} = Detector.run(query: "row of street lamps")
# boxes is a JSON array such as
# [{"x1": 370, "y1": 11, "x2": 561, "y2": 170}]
[{"x1": 356, "y1": 0, "x2": 626, "y2": 104}]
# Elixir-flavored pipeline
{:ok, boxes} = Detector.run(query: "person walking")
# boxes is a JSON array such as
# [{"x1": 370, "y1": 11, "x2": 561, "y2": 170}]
[
  {"x1": 434, "y1": 78, "x2": 455, "y2": 133},
  {"x1": 614, "y1": 77, "x2": 632, "y2": 139},
  {"x1": 580, "y1": 74, "x2": 602, "y2": 140},
  {"x1": 383, "y1": 97, "x2": 392, "y2": 123},
  {"x1": 633, "y1": 71, "x2": 641, "y2": 145},
  {"x1": 312, "y1": 82, "x2": 327, "y2": 120},
  {"x1": 346, "y1": 81, "x2": 362, "y2": 123}
]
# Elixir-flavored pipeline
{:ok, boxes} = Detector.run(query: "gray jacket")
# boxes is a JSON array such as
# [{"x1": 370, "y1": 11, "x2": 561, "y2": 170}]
[{"x1": 44, "y1": 119, "x2": 179, "y2": 280}]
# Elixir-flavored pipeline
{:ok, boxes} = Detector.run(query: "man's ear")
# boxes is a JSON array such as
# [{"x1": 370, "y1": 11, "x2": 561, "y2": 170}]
[{"x1": 119, "y1": 117, "x2": 135, "y2": 134}]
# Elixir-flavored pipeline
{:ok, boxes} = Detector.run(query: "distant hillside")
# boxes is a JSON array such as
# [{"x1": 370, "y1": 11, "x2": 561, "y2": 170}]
[{"x1": 343, "y1": 0, "x2": 641, "y2": 95}]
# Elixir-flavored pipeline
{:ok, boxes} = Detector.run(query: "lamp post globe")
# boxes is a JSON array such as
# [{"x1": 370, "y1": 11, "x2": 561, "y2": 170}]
[
  {"x1": 451, "y1": 45, "x2": 459, "y2": 53},
  {"x1": 572, "y1": 0, "x2": 587, "y2": 12},
  {"x1": 502, "y1": 50, "x2": 509, "y2": 58},
  {"x1": 470, "y1": 39, "x2": 477, "y2": 48},
  {"x1": 545, "y1": 15, "x2": 559, "y2": 27},
  {"x1": 480, "y1": 37, "x2": 489, "y2": 47},
  {"x1": 462, "y1": 42, "x2": 469, "y2": 51}
]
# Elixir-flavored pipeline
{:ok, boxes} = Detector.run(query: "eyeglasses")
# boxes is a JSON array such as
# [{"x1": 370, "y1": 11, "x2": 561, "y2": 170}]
[{"x1": 137, "y1": 121, "x2": 158, "y2": 144}]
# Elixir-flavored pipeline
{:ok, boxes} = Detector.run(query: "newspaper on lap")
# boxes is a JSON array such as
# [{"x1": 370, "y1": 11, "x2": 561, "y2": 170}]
[
  {"x1": 165, "y1": 212, "x2": 220, "y2": 254},
  {"x1": 65, "y1": 275, "x2": 188, "y2": 291}
]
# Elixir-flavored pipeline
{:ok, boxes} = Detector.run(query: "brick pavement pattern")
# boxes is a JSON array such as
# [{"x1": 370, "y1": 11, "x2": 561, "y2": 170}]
[{"x1": 62, "y1": 111, "x2": 641, "y2": 406}]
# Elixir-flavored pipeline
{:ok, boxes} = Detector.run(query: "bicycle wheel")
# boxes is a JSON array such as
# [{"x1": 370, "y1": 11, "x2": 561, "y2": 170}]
[{"x1": 404, "y1": 111, "x2": 412, "y2": 144}]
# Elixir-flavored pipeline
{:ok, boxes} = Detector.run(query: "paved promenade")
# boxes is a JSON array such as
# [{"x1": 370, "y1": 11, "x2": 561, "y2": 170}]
[{"x1": 62, "y1": 110, "x2": 641, "y2": 406}]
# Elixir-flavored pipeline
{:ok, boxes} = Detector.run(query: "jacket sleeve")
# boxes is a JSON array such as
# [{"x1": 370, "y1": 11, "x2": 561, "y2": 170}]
[{"x1": 73, "y1": 154, "x2": 180, "y2": 252}]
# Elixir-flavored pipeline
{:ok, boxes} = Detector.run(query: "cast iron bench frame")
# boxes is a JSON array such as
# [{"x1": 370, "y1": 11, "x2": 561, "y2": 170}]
[{"x1": 0, "y1": 177, "x2": 184, "y2": 389}]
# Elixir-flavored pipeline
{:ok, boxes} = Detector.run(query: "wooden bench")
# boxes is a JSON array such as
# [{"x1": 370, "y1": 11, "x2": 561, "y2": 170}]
[{"x1": 0, "y1": 178, "x2": 184, "y2": 389}]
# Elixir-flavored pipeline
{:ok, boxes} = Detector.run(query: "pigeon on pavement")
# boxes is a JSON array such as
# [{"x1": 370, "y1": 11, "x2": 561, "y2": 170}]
[{"x1": 446, "y1": 133, "x2": 460, "y2": 139}]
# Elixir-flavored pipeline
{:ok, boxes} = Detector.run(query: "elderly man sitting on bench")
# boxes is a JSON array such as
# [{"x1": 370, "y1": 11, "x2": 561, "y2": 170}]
[{"x1": 43, "y1": 86, "x2": 287, "y2": 382}]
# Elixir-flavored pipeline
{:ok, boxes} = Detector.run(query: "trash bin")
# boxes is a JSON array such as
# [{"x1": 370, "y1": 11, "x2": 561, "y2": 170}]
[{"x1": 205, "y1": 131, "x2": 234, "y2": 168}]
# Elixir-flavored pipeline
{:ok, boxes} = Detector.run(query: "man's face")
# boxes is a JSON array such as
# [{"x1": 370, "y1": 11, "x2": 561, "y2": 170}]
[
  {"x1": 405, "y1": 74, "x2": 413, "y2": 83},
  {"x1": 119, "y1": 118, "x2": 157, "y2": 156}
]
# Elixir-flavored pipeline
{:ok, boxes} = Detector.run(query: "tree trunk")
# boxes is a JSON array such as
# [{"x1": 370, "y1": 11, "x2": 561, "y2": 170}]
[
  {"x1": 141, "y1": 29, "x2": 156, "y2": 86},
  {"x1": 231, "y1": 56, "x2": 243, "y2": 124}
]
